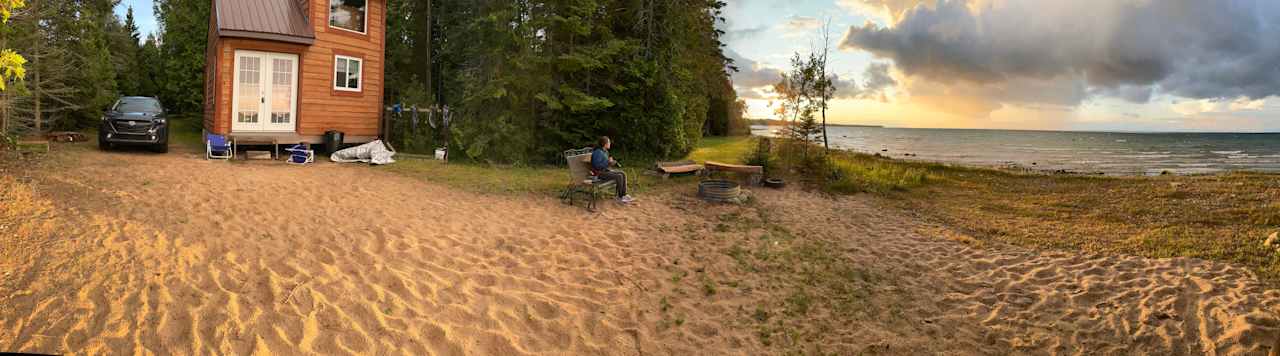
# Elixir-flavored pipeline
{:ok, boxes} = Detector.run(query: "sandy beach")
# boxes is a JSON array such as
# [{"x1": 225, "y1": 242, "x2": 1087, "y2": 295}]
[{"x1": 3, "y1": 144, "x2": 1280, "y2": 355}]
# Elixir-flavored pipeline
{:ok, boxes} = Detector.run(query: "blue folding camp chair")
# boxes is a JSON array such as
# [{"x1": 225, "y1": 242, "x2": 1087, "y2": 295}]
[
  {"x1": 207, "y1": 134, "x2": 233, "y2": 160},
  {"x1": 285, "y1": 143, "x2": 315, "y2": 165}
]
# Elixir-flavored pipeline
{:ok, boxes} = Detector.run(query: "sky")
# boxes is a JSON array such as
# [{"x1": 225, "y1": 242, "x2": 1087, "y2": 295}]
[
  {"x1": 723, "y1": 0, "x2": 1280, "y2": 132},
  {"x1": 114, "y1": 0, "x2": 159, "y2": 42}
]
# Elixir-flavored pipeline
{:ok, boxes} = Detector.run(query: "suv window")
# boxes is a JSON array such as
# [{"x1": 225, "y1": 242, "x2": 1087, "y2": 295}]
[{"x1": 114, "y1": 98, "x2": 162, "y2": 113}]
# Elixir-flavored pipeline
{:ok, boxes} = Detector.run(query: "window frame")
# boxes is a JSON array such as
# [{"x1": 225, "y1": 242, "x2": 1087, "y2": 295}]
[
  {"x1": 333, "y1": 55, "x2": 364, "y2": 92},
  {"x1": 327, "y1": 0, "x2": 369, "y2": 35}
]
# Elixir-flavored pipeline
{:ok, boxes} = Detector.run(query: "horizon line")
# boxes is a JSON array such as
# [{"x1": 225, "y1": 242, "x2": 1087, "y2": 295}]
[{"x1": 750, "y1": 124, "x2": 1280, "y2": 135}]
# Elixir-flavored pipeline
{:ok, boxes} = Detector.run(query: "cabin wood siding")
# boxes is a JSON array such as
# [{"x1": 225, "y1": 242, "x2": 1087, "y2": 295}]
[
  {"x1": 206, "y1": 0, "x2": 384, "y2": 138},
  {"x1": 204, "y1": 1, "x2": 220, "y2": 134}
]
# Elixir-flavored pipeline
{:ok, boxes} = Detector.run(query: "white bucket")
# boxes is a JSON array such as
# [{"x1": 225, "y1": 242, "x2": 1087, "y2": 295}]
[{"x1": 434, "y1": 148, "x2": 447, "y2": 160}]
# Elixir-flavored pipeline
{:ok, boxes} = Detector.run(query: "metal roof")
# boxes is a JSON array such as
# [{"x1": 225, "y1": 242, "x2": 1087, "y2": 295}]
[{"x1": 215, "y1": 0, "x2": 315, "y2": 45}]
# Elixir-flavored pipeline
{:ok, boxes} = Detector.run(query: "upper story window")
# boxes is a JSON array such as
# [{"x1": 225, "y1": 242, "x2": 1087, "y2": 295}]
[
  {"x1": 334, "y1": 55, "x2": 363, "y2": 92},
  {"x1": 329, "y1": 0, "x2": 367, "y2": 34}
]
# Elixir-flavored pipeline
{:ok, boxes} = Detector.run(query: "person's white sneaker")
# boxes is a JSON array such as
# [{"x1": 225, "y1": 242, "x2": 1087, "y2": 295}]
[{"x1": 618, "y1": 195, "x2": 635, "y2": 204}]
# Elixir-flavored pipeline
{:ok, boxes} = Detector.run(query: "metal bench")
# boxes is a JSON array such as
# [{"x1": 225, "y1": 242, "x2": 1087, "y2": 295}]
[{"x1": 561, "y1": 148, "x2": 617, "y2": 212}]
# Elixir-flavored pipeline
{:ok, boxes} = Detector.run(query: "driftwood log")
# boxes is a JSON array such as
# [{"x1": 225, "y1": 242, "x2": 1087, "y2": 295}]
[{"x1": 46, "y1": 132, "x2": 88, "y2": 143}]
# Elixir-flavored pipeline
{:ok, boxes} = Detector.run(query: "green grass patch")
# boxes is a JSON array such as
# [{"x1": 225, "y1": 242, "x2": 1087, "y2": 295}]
[
  {"x1": 14, "y1": 141, "x2": 50, "y2": 153},
  {"x1": 381, "y1": 159, "x2": 570, "y2": 195},
  {"x1": 168, "y1": 114, "x2": 205, "y2": 149},
  {"x1": 687, "y1": 136, "x2": 755, "y2": 164},
  {"x1": 381, "y1": 136, "x2": 753, "y2": 196}
]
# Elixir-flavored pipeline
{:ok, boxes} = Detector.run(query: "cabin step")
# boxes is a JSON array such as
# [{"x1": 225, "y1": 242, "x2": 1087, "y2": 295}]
[{"x1": 245, "y1": 150, "x2": 274, "y2": 160}]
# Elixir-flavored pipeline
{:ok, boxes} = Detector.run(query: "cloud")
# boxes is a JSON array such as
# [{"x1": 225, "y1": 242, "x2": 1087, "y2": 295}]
[
  {"x1": 1172, "y1": 98, "x2": 1269, "y2": 116},
  {"x1": 724, "y1": 25, "x2": 768, "y2": 43},
  {"x1": 836, "y1": 0, "x2": 934, "y2": 23},
  {"x1": 858, "y1": 63, "x2": 896, "y2": 100},
  {"x1": 727, "y1": 47, "x2": 901, "y2": 103},
  {"x1": 725, "y1": 49, "x2": 784, "y2": 98},
  {"x1": 839, "y1": 0, "x2": 1280, "y2": 115},
  {"x1": 826, "y1": 63, "x2": 898, "y2": 101},
  {"x1": 780, "y1": 16, "x2": 823, "y2": 37}
]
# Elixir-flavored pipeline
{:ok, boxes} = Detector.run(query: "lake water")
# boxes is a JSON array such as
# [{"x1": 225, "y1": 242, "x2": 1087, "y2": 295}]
[{"x1": 752, "y1": 125, "x2": 1280, "y2": 175}]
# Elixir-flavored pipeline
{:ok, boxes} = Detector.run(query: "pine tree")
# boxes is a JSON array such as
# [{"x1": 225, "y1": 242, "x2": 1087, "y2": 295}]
[
  {"x1": 136, "y1": 35, "x2": 161, "y2": 97},
  {"x1": 60, "y1": 0, "x2": 120, "y2": 129},
  {"x1": 155, "y1": 0, "x2": 210, "y2": 113},
  {"x1": 370, "y1": 0, "x2": 742, "y2": 162},
  {"x1": 114, "y1": 6, "x2": 143, "y2": 96},
  {"x1": 7, "y1": 0, "x2": 80, "y2": 134}
]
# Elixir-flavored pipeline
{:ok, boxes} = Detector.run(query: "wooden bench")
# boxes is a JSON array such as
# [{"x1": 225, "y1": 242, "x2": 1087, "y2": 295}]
[
  {"x1": 653, "y1": 160, "x2": 705, "y2": 179},
  {"x1": 704, "y1": 161, "x2": 764, "y2": 186}
]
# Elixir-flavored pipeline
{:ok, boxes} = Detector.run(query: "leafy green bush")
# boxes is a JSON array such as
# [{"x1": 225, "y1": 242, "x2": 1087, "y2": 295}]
[
  {"x1": 772, "y1": 137, "x2": 836, "y2": 187},
  {"x1": 741, "y1": 137, "x2": 777, "y2": 176},
  {"x1": 1, "y1": 134, "x2": 14, "y2": 150}
]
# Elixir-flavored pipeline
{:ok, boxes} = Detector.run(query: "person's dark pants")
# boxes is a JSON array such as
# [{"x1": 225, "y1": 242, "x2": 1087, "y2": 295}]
[{"x1": 597, "y1": 170, "x2": 628, "y2": 198}]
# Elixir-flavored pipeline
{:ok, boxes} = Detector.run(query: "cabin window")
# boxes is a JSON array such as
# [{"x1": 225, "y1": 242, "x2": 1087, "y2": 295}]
[
  {"x1": 329, "y1": 0, "x2": 367, "y2": 34},
  {"x1": 334, "y1": 55, "x2": 363, "y2": 92}
]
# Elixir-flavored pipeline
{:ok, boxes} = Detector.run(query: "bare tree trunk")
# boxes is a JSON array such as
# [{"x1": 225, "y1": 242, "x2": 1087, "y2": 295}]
[
  {"x1": 1, "y1": 31, "x2": 7, "y2": 136},
  {"x1": 821, "y1": 105, "x2": 828, "y2": 150},
  {"x1": 29, "y1": 0, "x2": 41, "y2": 134},
  {"x1": 33, "y1": 35, "x2": 41, "y2": 133},
  {"x1": 820, "y1": 20, "x2": 831, "y2": 152},
  {"x1": 412, "y1": 0, "x2": 433, "y2": 102},
  {"x1": 1, "y1": 88, "x2": 7, "y2": 137}
]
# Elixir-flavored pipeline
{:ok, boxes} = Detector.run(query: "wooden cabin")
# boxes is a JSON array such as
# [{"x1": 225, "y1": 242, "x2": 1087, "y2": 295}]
[{"x1": 204, "y1": 0, "x2": 384, "y2": 144}]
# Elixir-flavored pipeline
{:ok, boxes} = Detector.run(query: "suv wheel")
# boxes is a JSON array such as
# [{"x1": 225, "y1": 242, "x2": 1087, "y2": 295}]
[
  {"x1": 98, "y1": 133, "x2": 111, "y2": 151},
  {"x1": 151, "y1": 143, "x2": 169, "y2": 154}
]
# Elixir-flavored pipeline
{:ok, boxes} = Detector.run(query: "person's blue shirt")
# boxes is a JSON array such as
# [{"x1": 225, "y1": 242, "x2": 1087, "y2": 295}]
[{"x1": 591, "y1": 147, "x2": 610, "y2": 173}]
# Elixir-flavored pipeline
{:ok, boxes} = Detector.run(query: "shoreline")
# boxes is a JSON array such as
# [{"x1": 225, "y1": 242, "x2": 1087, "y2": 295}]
[{"x1": 749, "y1": 131, "x2": 1280, "y2": 177}]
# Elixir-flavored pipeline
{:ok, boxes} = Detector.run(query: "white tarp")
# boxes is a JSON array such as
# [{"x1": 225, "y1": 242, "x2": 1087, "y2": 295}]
[{"x1": 330, "y1": 140, "x2": 397, "y2": 165}]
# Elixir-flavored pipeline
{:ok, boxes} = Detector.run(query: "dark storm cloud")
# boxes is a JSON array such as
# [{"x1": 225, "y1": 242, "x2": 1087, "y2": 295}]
[
  {"x1": 858, "y1": 63, "x2": 896, "y2": 99},
  {"x1": 828, "y1": 63, "x2": 898, "y2": 101},
  {"x1": 840, "y1": 0, "x2": 1280, "y2": 105}
]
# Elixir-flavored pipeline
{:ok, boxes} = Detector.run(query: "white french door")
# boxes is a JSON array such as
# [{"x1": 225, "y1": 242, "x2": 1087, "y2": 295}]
[{"x1": 232, "y1": 51, "x2": 299, "y2": 132}]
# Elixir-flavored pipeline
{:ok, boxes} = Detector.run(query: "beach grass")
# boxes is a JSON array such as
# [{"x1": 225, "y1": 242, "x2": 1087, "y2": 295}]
[
  {"x1": 890, "y1": 167, "x2": 1280, "y2": 284},
  {"x1": 826, "y1": 152, "x2": 934, "y2": 194},
  {"x1": 741, "y1": 136, "x2": 1280, "y2": 283}
]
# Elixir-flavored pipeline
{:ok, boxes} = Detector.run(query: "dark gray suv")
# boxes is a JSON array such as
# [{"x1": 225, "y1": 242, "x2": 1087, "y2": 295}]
[{"x1": 99, "y1": 97, "x2": 169, "y2": 153}]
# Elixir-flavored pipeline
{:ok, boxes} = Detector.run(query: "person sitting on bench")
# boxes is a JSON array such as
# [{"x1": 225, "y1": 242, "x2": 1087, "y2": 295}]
[{"x1": 591, "y1": 136, "x2": 635, "y2": 204}]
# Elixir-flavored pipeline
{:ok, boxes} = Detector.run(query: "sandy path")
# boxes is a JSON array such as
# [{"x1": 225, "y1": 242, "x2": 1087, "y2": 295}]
[
  {"x1": 2, "y1": 145, "x2": 1279, "y2": 355},
  {"x1": 712, "y1": 190, "x2": 1280, "y2": 355},
  {"x1": 2, "y1": 147, "x2": 671, "y2": 355}
]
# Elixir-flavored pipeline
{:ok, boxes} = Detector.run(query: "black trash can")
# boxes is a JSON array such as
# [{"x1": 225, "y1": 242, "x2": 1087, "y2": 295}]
[{"x1": 323, "y1": 130, "x2": 344, "y2": 155}]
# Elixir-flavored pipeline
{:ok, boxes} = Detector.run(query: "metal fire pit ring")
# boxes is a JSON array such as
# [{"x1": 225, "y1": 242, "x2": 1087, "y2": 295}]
[{"x1": 698, "y1": 180, "x2": 742, "y2": 203}]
